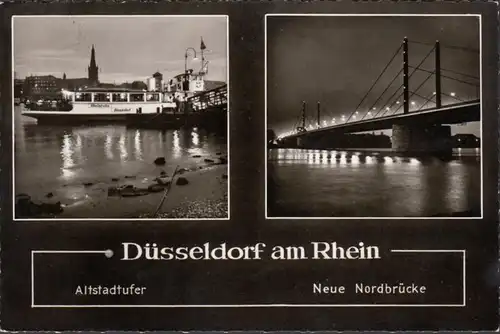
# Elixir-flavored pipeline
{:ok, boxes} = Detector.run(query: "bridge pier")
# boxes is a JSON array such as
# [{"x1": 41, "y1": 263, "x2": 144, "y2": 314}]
[{"x1": 392, "y1": 124, "x2": 452, "y2": 156}]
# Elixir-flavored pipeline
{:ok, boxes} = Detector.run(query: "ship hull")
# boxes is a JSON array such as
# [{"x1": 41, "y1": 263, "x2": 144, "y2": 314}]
[
  {"x1": 22, "y1": 108, "x2": 227, "y2": 130},
  {"x1": 22, "y1": 111, "x2": 135, "y2": 125}
]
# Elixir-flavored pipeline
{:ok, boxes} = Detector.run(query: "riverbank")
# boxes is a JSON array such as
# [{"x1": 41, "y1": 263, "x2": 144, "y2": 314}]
[{"x1": 15, "y1": 156, "x2": 228, "y2": 219}]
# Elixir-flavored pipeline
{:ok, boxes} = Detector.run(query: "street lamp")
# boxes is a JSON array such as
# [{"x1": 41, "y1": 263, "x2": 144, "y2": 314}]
[{"x1": 184, "y1": 47, "x2": 198, "y2": 74}]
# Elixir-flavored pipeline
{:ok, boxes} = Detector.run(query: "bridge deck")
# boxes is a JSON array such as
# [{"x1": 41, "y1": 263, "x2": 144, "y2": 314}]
[{"x1": 285, "y1": 100, "x2": 480, "y2": 139}]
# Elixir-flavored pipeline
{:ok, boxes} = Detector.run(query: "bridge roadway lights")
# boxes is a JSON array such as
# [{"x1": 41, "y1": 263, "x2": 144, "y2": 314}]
[{"x1": 392, "y1": 124, "x2": 452, "y2": 156}]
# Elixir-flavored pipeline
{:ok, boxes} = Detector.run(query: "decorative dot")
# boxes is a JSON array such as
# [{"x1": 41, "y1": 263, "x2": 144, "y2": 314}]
[{"x1": 104, "y1": 249, "x2": 114, "y2": 258}]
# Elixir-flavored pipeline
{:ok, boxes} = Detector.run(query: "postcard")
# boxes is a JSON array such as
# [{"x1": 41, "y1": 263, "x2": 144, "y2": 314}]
[{"x1": 0, "y1": 2, "x2": 498, "y2": 331}]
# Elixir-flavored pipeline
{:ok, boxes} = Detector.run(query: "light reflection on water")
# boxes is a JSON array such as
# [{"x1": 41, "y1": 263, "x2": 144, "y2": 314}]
[
  {"x1": 268, "y1": 148, "x2": 481, "y2": 217},
  {"x1": 15, "y1": 111, "x2": 226, "y2": 199}
]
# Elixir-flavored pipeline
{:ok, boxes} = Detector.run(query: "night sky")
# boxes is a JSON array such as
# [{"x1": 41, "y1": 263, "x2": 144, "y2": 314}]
[
  {"x1": 266, "y1": 15, "x2": 480, "y2": 137},
  {"x1": 14, "y1": 16, "x2": 227, "y2": 83}
]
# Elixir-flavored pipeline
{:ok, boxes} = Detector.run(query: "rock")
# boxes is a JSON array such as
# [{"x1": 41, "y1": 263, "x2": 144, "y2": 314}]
[
  {"x1": 216, "y1": 152, "x2": 222, "y2": 155},
  {"x1": 121, "y1": 189, "x2": 149, "y2": 197},
  {"x1": 83, "y1": 182, "x2": 94, "y2": 187},
  {"x1": 218, "y1": 157, "x2": 227, "y2": 164},
  {"x1": 154, "y1": 176, "x2": 172, "y2": 186},
  {"x1": 176, "y1": 177, "x2": 189, "y2": 186},
  {"x1": 39, "y1": 201, "x2": 63, "y2": 215},
  {"x1": 16, "y1": 194, "x2": 33, "y2": 215},
  {"x1": 108, "y1": 184, "x2": 131, "y2": 196},
  {"x1": 148, "y1": 184, "x2": 165, "y2": 193},
  {"x1": 192, "y1": 155, "x2": 202, "y2": 158},
  {"x1": 199, "y1": 166, "x2": 204, "y2": 169},
  {"x1": 160, "y1": 170, "x2": 167, "y2": 177},
  {"x1": 16, "y1": 193, "x2": 31, "y2": 202},
  {"x1": 154, "y1": 157, "x2": 166, "y2": 165},
  {"x1": 124, "y1": 175, "x2": 136, "y2": 179},
  {"x1": 16, "y1": 195, "x2": 63, "y2": 218},
  {"x1": 108, "y1": 184, "x2": 149, "y2": 197},
  {"x1": 108, "y1": 187, "x2": 119, "y2": 196},
  {"x1": 111, "y1": 178, "x2": 119, "y2": 182},
  {"x1": 222, "y1": 174, "x2": 228, "y2": 179},
  {"x1": 204, "y1": 158, "x2": 215, "y2": 163},
  {"x1": 177, "y1": 168, "x2": 189, "y2": 175},
  {"x1": 46, "y1": 192, "x2": 54, "y2": 198}
]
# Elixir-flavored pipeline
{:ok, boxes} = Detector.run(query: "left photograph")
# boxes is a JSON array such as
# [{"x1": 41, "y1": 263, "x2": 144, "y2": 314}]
[{"x1": 13, "y1": 15, "x2": 229, "y2": 220}]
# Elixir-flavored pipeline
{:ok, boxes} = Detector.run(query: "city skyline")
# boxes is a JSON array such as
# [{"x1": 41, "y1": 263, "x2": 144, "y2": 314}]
[
  {"x1": 266, "y1": 15, "x2": 481, "y2": 137},
  {"x1": 14, "y1": 16, "x2": 228, "y2": 84}
]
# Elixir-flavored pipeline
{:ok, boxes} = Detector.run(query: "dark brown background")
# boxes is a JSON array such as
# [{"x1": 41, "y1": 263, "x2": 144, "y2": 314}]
[{"x1": 1, "y1": 2, "x2": 498, "y2": 331}]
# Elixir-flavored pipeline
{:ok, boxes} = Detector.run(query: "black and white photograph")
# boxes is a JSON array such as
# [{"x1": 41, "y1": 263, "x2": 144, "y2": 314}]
[
  {"x1": 266, "y1": 14, "x2": 482, "y2": 219},
  {"x1": 13, "y1": 15, "x2": 229, "y2": 220}
]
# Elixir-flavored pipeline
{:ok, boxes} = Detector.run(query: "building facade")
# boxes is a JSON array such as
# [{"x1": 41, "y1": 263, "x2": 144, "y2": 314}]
[{"x1": 23, "y1": 75, "x2": 59, "y2": 98}]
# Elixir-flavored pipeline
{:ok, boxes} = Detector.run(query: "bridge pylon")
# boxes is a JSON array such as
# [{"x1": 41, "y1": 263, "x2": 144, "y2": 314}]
[
  {"x1": 317, "y1": 101, "x2": 321, "y2": 127},
  {"x1": 435, "y1": 40, "x2": 442, "y2": 108},
  {"x1": 295, "y1": 101, "x2": 307, "y2": 133},
  {"x1": 403, "y1": 37, "x2": 409, "y2": 114}
]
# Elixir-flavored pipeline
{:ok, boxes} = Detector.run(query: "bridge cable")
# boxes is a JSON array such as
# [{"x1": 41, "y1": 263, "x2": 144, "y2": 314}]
[
  {"x1": 377, "y1": 90, "x2": 405, "y2": 118},
  {"x1": 440, "y1": 44, "x2": 480, "y2": 54},
  {"x1": 408, "y1": 91, "x2": 438, "y2": 110},
  {"x1": 440, "y1": 67, "x2": 479, "y2": 80},
  {"x1": 367, "y1": 84, "x2": 403, "y2": 119},
  {"x1": 416, "y1": 94, "x2": 436, "y2": 111},
  {"x1": 375, "y1": 56, "x2": 437, "y2": 119},
  {"x1": 392, "y1": 71, "x2": 435, "y2": 114},
  {"x1": 367, "y1": 46, "x2": 436, "y2": 120},
  {"x1": 359, "y1": 68, "x2": 404, "y2": 121},
  {"x1": 382, "y1": 91, "x2": 406, "y2": 117},
  {"x1": 441, "y1": 92, "x2": 465, "y2": 102},
  {"x1": 368, "y1": 87, "x2": 401, "y2": 119},
  {"x1": 344, "y1": 44, "x2": 403, "y2": 123},
  {"x1": 408, "y1": 66, "x2": 479, "y2": 87},
  {"x1": 409, "y1": 40, "x2": 479, "y2": 54}
]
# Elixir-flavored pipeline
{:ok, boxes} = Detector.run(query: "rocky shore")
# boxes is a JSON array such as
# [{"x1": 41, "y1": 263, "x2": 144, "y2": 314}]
[{"x1": 16, "y1": 153, "x2": 228, "y2": 219}]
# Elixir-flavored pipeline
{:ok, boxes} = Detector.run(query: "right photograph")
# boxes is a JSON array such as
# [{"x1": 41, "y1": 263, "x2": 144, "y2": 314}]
[{"x1": 266, "y1": 14, "x2": 482, "y2": 219}]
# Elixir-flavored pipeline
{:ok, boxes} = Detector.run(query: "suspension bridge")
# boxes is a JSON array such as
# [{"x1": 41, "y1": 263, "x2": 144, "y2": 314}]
[{"x1": 277, "y1": 37, "x2": 480, "y2": 154}]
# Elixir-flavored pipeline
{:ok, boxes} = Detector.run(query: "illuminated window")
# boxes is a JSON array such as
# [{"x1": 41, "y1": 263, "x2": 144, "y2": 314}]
[
  {"x1": 74, "y1": 93, "x2": 92, "y2": 102},
  {"x1": 94, "y1": 93, "x2": 111, "y2": 102},
  {"x1": 112, "y1": 93, "x2": 127, "y2": 102},
  {"x1": 130, "y1": 93, "x2": 144, "y2": 102},
  {"x1": 146, "y1": 93, "x2": 159, "y2": 102}
]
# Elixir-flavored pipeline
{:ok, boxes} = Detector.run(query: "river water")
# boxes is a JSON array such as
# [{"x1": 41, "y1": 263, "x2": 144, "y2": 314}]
[
  {"x1": 267, "y1": 148, "x2": 481, "y2": 217},
  {"x1": 14, "y1": 107, "x2": 227, "y2": 207}
]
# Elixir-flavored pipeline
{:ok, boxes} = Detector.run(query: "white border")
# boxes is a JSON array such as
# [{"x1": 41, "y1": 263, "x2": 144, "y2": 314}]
[
  {"x1": 264, "y1": 14, "x2": 483, "y2": 220},
  {"x1": 12, "y1": 15, "x2": 230, "y2": 221},
  {"x1": 31, "y1": 249, "x2": 466, "y2": 308}
]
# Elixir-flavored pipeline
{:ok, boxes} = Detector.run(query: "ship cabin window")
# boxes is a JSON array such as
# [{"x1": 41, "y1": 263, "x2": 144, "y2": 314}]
[
  {"x1": 74, "y1": 92, "x2": 92, "y2": 102},
  {"x1": 112, "y1": 93, "x2": 128, "y2": 102},
  {"x1": 146, "y1": 93, "x2": 160, "y2": 102},
  {"x1": 130, "y1": 93, "x2": 145, "y2": 102},
  {"x1": 94, "y1": 93, "x2": 111, "y2": 102},
  {"x1": 162, "y1": 94, "x2": 173, "y2": 103}
]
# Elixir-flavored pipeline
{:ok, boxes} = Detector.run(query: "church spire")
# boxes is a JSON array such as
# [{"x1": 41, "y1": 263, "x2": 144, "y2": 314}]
[{"x1": 88, "y1": 44, "x2": 99, "y2": 86}]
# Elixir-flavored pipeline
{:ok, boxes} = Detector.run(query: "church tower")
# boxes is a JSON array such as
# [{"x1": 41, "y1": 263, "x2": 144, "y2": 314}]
[{"x1": 88, "y1": 44, "x2": 99, "y2": 86}]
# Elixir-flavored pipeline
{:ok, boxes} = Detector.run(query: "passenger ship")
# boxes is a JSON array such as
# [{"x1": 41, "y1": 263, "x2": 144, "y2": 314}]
[{"x1": 21, "y1": 88, "x2": 179, "y2": 124}]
